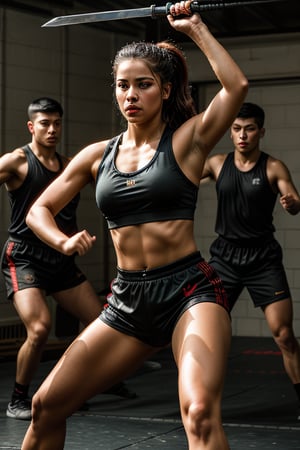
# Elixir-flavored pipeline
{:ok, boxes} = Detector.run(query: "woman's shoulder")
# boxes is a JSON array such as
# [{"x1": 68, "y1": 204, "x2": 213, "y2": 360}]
[
  {"x1": 74, "y1": 139, "x2": 111, "y2": 164},
  {"x1": 75, "y1": 137, "x2": 120, "y2": 179},
  {"x1": 84, "y1": 134, "x2": 123, "y2": 155}
]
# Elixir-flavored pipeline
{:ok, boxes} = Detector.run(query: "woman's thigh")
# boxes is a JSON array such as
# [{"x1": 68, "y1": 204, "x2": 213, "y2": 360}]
[
  {"x1": 34, "y1": 318, "x2": 156, "y2": 417},
  {"x1": 172, "y1": 302, "x2": 231, "y2": 407}
]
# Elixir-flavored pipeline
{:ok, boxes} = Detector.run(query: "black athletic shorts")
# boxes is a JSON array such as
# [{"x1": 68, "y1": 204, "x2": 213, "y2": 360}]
[
  {"x1": 100, "y1": 251, "x2": 229, "y2": 347},
  {"x1": 1, "y1": 238, "x2": 86, "y2": 298},
  {"x1": 209, "y1": 236, "x2": 291, "y2": 311}
]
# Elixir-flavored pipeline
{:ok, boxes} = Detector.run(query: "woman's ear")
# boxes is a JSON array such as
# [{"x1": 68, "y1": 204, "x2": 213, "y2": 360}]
[{"x1": 162, "y1": 82, "x2": 172, "y2": 100}]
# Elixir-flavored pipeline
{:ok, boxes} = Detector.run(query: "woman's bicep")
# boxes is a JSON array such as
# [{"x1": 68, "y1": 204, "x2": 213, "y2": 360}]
[
  {"x1": 35, "y1": 147, "x2": 97, "y2": 215},
  {"x1": 194, "y1": 91, "x2": 241, "y2": 153}
]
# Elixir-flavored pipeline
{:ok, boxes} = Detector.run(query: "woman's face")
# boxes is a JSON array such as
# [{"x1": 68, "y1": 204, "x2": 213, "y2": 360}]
[{"x1": 115, "y1": 58, "x2": 170, "y2": 125}]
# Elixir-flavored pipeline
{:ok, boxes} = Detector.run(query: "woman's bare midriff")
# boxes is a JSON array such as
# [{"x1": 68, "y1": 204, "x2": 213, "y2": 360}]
[{"x1": 111, "y1": 219, "x2": 197, "y2": 270}]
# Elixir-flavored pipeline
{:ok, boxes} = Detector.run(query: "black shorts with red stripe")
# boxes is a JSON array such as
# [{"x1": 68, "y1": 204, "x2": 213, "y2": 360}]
[
  {"x1": 100, "y1": 251, "x2": 229, "y2": 347},
  {"x1": 1, "y1": 238, "x2": 86, "y2": 298}
]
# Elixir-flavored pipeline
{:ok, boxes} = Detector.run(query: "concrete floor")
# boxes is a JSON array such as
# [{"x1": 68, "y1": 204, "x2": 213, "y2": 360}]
[{"x1": 0, "y1": 336, "x2": 299, "y2": 449}]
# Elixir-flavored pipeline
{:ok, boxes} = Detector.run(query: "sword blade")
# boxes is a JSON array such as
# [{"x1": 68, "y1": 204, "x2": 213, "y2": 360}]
[
  {"x1": 42, "y1": 0, "x2": 286, "y2": 28},
  {"x1": 42, "y1": 6, "x2": 157, "y2": 27}
]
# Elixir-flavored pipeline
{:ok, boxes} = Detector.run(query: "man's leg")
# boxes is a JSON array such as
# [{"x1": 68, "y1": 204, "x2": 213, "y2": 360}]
[
  {"x1": 264, "y1": 298, "x2": 300, "y2": 418},
  {"x1": 7, "y1": 288, "x2": 51, "y2": 420},
  {"x1": 53, "y1": 279, "x2": 102, "y2": 326}
]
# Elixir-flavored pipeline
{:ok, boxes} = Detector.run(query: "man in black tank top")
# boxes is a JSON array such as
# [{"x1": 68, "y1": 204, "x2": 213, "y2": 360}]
[
  {"x1": 201, "y1": 102, "x2": 300, "y2": 420},
  {"x1": 0, "y1": 98, "x2": 134, "y2": 421}
]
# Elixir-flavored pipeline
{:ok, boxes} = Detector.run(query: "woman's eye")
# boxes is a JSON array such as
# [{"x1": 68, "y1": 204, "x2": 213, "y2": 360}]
[{"x1": 140, "y1": 82, "x2": 151, "y2": 89}]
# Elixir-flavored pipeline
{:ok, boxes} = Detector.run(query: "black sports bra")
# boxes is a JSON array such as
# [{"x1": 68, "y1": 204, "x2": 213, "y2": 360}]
[{"x1": 95, "y1": 128, "x2": 198, "y2": 229}]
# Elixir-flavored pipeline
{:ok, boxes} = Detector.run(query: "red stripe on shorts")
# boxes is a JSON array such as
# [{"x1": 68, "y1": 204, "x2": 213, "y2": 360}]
[
  {"x1": 6, "y1": 241, "x2": 19, "y2": 292},
  {"x1": 197, "y1": 260, "x2": 229, "y2": 310}
]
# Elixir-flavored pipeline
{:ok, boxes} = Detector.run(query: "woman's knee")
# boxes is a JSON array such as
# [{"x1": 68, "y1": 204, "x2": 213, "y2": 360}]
[
  {"x1": 183, "y1": 396, "x2": 218, "y2": 442},
  {"x1": 31, "y1": 391, "x2": 51, "y2": 432},
  {"x1": 31, "y1": 392, "x2": 42, "y2": 422},
  {"x1": 31, "y1": 389, "x2": 62, "y2": 421}
]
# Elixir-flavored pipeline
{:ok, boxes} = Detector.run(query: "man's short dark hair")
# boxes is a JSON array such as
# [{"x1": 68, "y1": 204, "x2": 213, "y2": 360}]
[
  {"x1": 27, "y1": 97, "x2": 63, "y2": 120},
  {"x1": 237, "y1": 102, "x2": 265, "y2": 129}
]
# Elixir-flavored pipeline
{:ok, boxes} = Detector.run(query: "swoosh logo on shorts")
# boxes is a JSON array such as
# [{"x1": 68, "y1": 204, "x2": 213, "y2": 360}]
[
  {"x1": 183, "y1": 283, "x2": 197, "y2": 298},
  {"x1": 275, "y1": 290, "x2": 285, "y2": 295}
]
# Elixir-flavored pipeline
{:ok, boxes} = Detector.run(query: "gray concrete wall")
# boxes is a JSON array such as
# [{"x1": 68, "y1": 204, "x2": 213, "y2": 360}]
[{"x1": 0, "y1": 4, "x2": 299, "y2": 339}]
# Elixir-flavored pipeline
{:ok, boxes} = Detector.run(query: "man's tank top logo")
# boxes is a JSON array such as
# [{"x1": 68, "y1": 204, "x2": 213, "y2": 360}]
[{"x1": 252, "y1": 178, "x2": 261, "y2": 185}]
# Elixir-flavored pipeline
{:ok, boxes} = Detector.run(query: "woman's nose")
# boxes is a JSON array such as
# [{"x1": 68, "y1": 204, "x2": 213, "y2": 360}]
[{"x1": 127, "y1": 86, "x2": 138, "y2": 101}]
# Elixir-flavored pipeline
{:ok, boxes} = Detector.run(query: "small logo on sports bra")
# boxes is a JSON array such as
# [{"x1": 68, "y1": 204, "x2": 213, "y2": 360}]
[{"x1": 126, "y1": 179, "x2": 136, "y2": 187}]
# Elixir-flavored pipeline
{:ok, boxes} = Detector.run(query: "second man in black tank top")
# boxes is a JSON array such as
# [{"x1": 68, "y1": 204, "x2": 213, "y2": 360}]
[{"x1": 201, "y1": 102, "x2": 300, "y2": 420}]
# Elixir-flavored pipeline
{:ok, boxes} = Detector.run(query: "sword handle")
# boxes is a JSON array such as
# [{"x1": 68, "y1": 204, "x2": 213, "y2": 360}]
[
  {"x1": 189, "y1": 1, "x2": 228, "y2": 13},
  {"x1": 152, "y1": 1, "x2": 227, "y2": 18},
  {"x1": 152, "y1": 1, "x2": 273, "y2": 18}
]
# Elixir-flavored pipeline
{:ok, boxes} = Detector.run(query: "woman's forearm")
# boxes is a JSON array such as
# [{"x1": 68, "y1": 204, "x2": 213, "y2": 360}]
[
  {"x1": 26, "y1": 205, "x2": 69, "y2": 253},
  {"x1": 189, "y1": 21, "x2": 248, "y2": 95}
]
